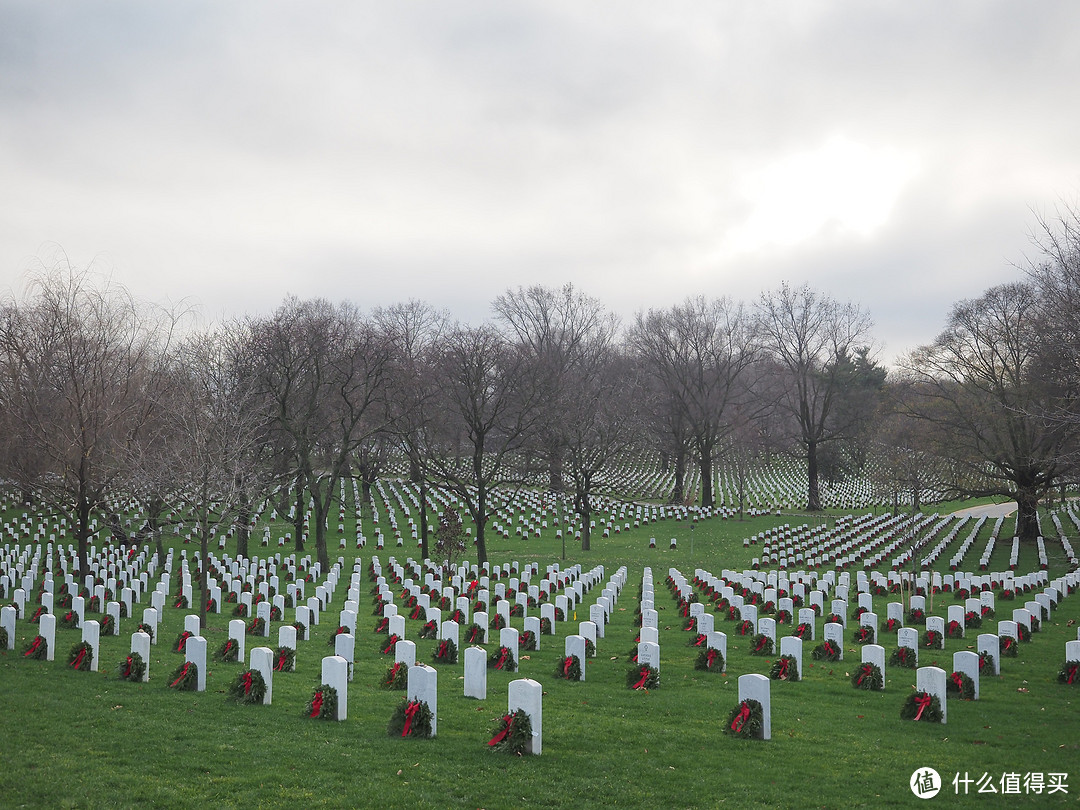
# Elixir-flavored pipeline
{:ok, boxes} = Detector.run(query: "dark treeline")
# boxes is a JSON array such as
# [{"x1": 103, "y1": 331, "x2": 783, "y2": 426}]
[{"x1": 3, "y1": 209, "x2": 1080, "y2": 587}]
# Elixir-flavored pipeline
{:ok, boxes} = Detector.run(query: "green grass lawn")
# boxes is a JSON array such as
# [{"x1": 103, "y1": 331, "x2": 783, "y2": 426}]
[{"x1": 2, "y1": 505, "x2": 1078, "y2": 809}]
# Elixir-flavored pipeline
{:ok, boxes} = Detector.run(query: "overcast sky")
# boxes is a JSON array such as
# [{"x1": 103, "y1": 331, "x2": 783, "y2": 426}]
[{"x1": 2, "y1": 1, "x2": 1079, "y2": 366}]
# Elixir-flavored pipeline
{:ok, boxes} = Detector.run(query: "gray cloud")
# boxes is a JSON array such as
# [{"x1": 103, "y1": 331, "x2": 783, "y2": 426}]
[{"x1": 2, "y1": 1, "x2": 1079, "y2": 366}]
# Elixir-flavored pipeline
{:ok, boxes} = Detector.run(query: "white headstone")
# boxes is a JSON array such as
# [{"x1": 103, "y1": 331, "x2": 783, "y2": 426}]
[
  {"x1": 130, "y1": 630, "x2": 151, "y2": 682},
  {"x1": 916, "y1": 666, "x2": 947, "y2": 723},
  {"x1": 81, "y1": 619, "x2": 100, "y2": 672},
  {"x1": 737, "y1": 673, "x2": 771, "y2": 740},
  {"x1": 824, "y1": 622, "x2": 844, "y2": 660},
  {"x1": 977, "y1": 633, "x2": 999, "y2": 675},
  {"x1": 860, "y1": 644, "x2": 886, "y2": 690},
  {"x1": 335, "y1": 633, "x2": 355, "y2": 682},
  {"x1": 395, "y1": 639, "x2": 417, "y2": 668},
  {"x1": 953, "y1": 650, "x2": 980, "y2": 700},
  {"x1": 508, "y1": 678, "x2": 543, "y2": 755},
  {"x1": 185, "y1": 635, "x2": 208, "y2": 692},
  {"x1": 407, "y1": 664, "x2": 438, "y2": 737},
  {"x1": 464, "y1": 645, "x2": 487, "y2": 699},
  {"x1": 321, "y1": 655, "x2": 349, "y2": 721},
  {"x1": 250, "y1": 646, "x2": 274, "y2": 705},
  {"x1": 564, "y1": 635, "x2": 586, "y2": 681}
]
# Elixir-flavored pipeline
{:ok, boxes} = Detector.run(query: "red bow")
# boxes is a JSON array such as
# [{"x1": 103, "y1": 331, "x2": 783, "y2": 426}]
[
  {"x1": 488, "y1": 714, "x2": 513, "y2": 746},
  {"x1": 731, "y1": 703, "x2": 750, "y2": 733},
  {"x1": 913, "y1": 693, "x2": 932, "y2": 721},
  {"x1": 310, "y1": 691, "x2": 324, "y2": 718},
  {"x1": 402, "y1": 701, "x2": 421, "y2": 737},
  {"x1": 632, "y1": 666, "x2": 651, "y2": 689}
]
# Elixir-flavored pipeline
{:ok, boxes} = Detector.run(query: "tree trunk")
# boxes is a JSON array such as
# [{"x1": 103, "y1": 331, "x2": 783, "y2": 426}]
[
  {"x1": 806, "y1": 440, "x2": 822, "y2": 511},
  {"x1": 580, "y1": 490, "x2": 592, "y2": 551},
  {"x1": 292, "y1": 479, "x2": 305, "y2": 553},
  {"x1": 698, "y1": 440, "x2": 714, "y2": 508},
  {"x1": 419, "y1": 478, "x2": 430, "y2": 559},
  {"x1": 1015, "y1": 488, "x2": 1040, "y2": 542},
  {"x1": 670, "y1": 447, "x2": 685, "y2": 505},
  {"x1": 236, "y1": 494, "x2": 251, "y2": 559}
]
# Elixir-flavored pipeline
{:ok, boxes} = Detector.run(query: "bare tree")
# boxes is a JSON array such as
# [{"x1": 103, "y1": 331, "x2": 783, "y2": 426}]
[
  {"x1": 493, "y1": 283, "x2": 618, "y2": 493},
  {"x1": 898, "y1": 282, "x2": 1074, "y2": 541},
  {"x1": 756, "y1": 282, "x2": 876, "y2": 511},
  {"x1": 628, "y1": 296, "x2": 757, "y2": 507},
  {"x1": 0, "y1": 264, "x2": 176, "y2": 572},
  {"x1": 251, "y1": 296, "x2": 392, "y2": 570},
  {"x1": 423, "y1": 323, "x2": 543, "y2": 565}
]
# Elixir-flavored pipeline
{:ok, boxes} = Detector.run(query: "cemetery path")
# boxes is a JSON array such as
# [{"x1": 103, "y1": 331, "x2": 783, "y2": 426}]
[{"x1": 949, "y1": 501, "x2": 1016, "y2": 518}]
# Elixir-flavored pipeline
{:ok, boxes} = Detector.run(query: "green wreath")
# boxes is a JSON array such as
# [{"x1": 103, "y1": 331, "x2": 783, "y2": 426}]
[
  {"x1": 247, "y1": 618, "x2": 265, "y2": 636},
  {"x1": 900, "y1": 691, "x2": 943, "y2": 722},
  {"x1": 99, "y1": 615, "x2": 114, "y2": 636},
  {"x1": 22, "y1": 634, "x2": 48, "y2": 659},
  {"x1": 812, "y1": 641, "x2": 841, "y2": 661},
  {"x1": 117, "y1": 651, "x2": 146, "y2": 681},
  {"x1": 947, "y1": 670, "x2": 976, "y2": 700},
  {"x1": 519, "y1": 630, "x2": 537, "y2": 651},
  {"x1": 725, "y1": 699, "x2": 764, "y2": 739},
  {"x1": 487, "y1": 709, "x2": 532, "y2": 754},
  {"x1": 464, "y1": 623, "x2": 485, "y2": 645},
  {"x1": 433, "y1": 637, "x2": 459, "y2": 664},
  {"x1": 749, "y1": 634, "x2": 774, "y2": 656},
  {"x1": 232, "y1": 603, "x2": 249, "y2": 618},
  {"x1": 273, "y1": 646, "x2": 296, "y2": 672},
  {"x1": 305, "y1": 684, "x2": 338, "y2": 719},
  {"x1": 387, "y1": 698, "x2": 433, "y2": 738},
  {"x1": 1057, "y1": 659, "x2": 1080, "y2": 685},
  {"x1": 214, "y1": 638, "x2": 240, "y2": 662},
  {"x1": 1017, "y1": 623, "x2": 1031, "y2": 642},
  {"x1": 627, "y1": 663, "x2": 660, "y2": 690},
  {"x1": 736, "y1": 620, "x2": 754, "y2": 636},
  {"x1": 851, "y1": 661, "x2": 883, "y2": 691},
  {"x1": 852, "y1": 626, "x2": 875, "y2": 645},
  {"x1": 921, "y1": 630, "x2": 943, "y2": 650},
  {"x1": 293, "y1": 622, "x2": 307, "y2": 640},
  {"x1": 418, "y1": 620, "x2": 439, "y2": 640},
  {"x1": 540, "y1": 617, "x2": 553, "y2": 635},
  {"x1": 557, "y1": 654, "x2": 583, "y2": 681},
  {"x1": 585, "y1": 638, "x2": 596, "y2": 658},
  {"x1": 174, "y1": 630, "x2": 193, "y2": 653},
  {"x1": 59, "y1": 610, "x2": 80, "y2": 630},
  {"x1": 978, "y1": 651, "x2": 995, "y2": 674},
  {"x1": 695, "y1": 646, "x2": 725, "y2": 672},
  {"x1": 68, "y1": 641, "x2": 93, "y2": 672},
  {"x1": 328, "y1": 626, "x2": 351, "y2": 646},
  {"x1": 769, "y1": 654, "x2": 800, "y2": 681},
  {"x1": 489, "y1": 613, "x2": 507, "y2": 631},
  {"x1": 381, "y1": 661, "x2": 408, "y2": 690},
  {"x1": 890, "y1": 646, "x2": 918, "y2": 669},
  {"x1": 168, "y1": 660, "x2": 199, "y2": 691},
  {"x1": 230, "y1": 669, "x2": 267, "y2": 704},
  {"x1": 0, "y1": 626, "x2": 7, "y2": 649},
  {"x1": 999, "y1": 635, "x2": 1018, "y2": 658},
  {"x1": 488, "y1": 645, "x2": 516, "y2": 671},
  {"x1": 380, "y1": 634, "x2": 400, "y2": 656},
  {"x1": 793, "y1": 623, "x2": 813, "y2": 639},
  {"x1": 964, "y1": 611, "x2": 982, "y2": 629}
]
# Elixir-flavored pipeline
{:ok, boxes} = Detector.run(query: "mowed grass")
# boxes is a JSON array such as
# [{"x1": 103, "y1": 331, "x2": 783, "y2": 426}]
[{"x1": 2, "y1": 503, "x2": 1079, "y2": 809}]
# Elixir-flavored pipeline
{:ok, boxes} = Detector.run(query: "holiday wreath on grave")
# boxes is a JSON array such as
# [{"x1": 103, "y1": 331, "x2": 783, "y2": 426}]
[
  {"x1": 901, "y1": 691, "x2": 943, "y2": 722},
  {"x1": 852, "y1": 606, "x2": 867, "y2": 621},
  {"x1": 489, "y1": 645, "x2": 516, "y2": 671},
  {"x1": 88, "y1": 596, "x2": 101, "y2": 613},
  {"x1": 682, "y1": 616, "x2": 698, "y2": 632},
  {"x1": 136, "y1": 622, "x2": 154, "y2": 642},
  {"x1": 487, "y1": 709, "x2": 532, "y2": 754},
  {"x1": 736, "y1": 620, "x2": 754, "y2": 636},
  {"x1": 908, "y1": 608, "x2": 925, "y2": 623},
  {"x1": 883, "y1": 618, "x2": 902, "y2": 633},
  {"x1": 173, "y1": 594, "x2": 188, "y2": 609},
  {"x1": 725, "y1": 699, "x2": 764, "y2": 739},
  {"x1": 433, "y1": 637, "x2": 458, "y2": 664},
  {"x1": 1057, "y1": 659, "x2": 1080, "y2": 685},
  {"x1": 851, "y1": 661, "x2": 883, "y2": 691},
  {"x1": 381, "y1": 660, "x2": 408, "y2": 690},
  {"x1": 978, "y1": 651, "x2": 995, "y2": 673},
  {"x1": 247, "y1": 617, "x2": 265, "y2": 636},
  {"x1": 825, "y1": 612, "x2": 843, "y2": 625},
  {"x1": 388, "y1": 698, "x2": 433, "y2": 738},
  {"x1": 214, "y1": 638, "x2": 240, "y2": 662},
  {"x1": 776, "y1": 609, "x2": 793, "y2": 625},
  {"x1": 449, "y1": 609, "x2": 466, "y2": 625},
  {"x1": 999, "y1": 635, "x2": 1018, "y2": 657},
  {"x1": 947, "y1": 670, "x2": 976, "y2": 700},
  {"x1": 418, "y1": 620, "x2": 438, "y2": 640},
  {"x1": 168, "y1": 660, "x2": 199, "y2": 691},
  {"x1": 232, "y1": 603, "x2": 249, "y2": 618},
  {"x1": 292, "y1": 621, "x2": 307, "y2": 640},
  {"x1": 964, "y1": 611, "x2": 982, "y2": 629},
  {"x1": 273, "y1": 646, "x2": 295, "y2": 672},
  {"x1": 305, "y1": 684, "x2": 338, "y2": 719},
  {"x1": 852, "y1": 626, "x2": 875, "y2": 644},
  {"x1": 921, "y1": 630, "x2": 943, "y2": 650},
  {"x1": 769, "y1": 654, "x2": 800, "y2": 681},
  {"x1": 518, "y1": 630, "x2": 537, "y2": 651},
  {"x1": 409, "y1": 605, "x2": 426, "y2": 621},
  {"x1": 688, "y1": 632, "x2": 708, "y2": 648},
  {"x1": 890, "y1": 646, "x2": 917, "y2": 668},
  {"x1": 793, "y1": 623, "x2": 813, "y2": 640},
  {"x1": 1018, "y1": 622, "x2": 1032, "y2": 641},
  {"x1": 695, "y1": 646, "x2": 725, "y2": 672},
  {"x1": 540, "y1": 617, "x2": 553, "y2": 635},
  {"x1": 29, "y1": 605, "x2": 44, "y2": 623},
  {"x1": 117, "y1": 650, "x2": 146, "y2": 682},
  {"x1": 269, "y1": 606, "x2": 282, "y2": 621},
  {"x1": 509, "y1": 604, "x2": 524, "y2": 618},
  {"x1": 59, "y1": 610, "x2": 80, "y2": 630},
  {"x1": 749, "y1": 634, "x2": 774, "y2": 656},
  {"x1": 812, "y1": 640, "x2": 841, "y2": 661},
  {"x1": 230, "y1": 669, "x2": 267, "y2": 704},
  {"x1": 327, "y1": 626, "x2": 351, "y2": 646},
  {"x1": 373, "y1": 616, "x2": 389, "y2": 634},
  {"x1": 584, "y1": 637, "x2": 596, "y2": 658},
  {"x1": 67, "y1": 641, "x2": 93, "y2": 671},
  {"x1": 174, "y1": 630, "x2": 193, "y2": 653},
  {"x1": 557, "y1": 654, "x2": 583, "y2": 681},
  {"x1": 0, "y1": 626, "x2": 6, "y2": 649},
  {"x1": 981, "y1": 605, "x2": 995, "y2": 619},
  {"x1": 946, "y1": 620, "x2": 964, "y2": 639},
  {"x1": 380, "y1": 634, "x2": 401, "y2": 656},
  {"x1": 99, "y1": 614, "x2": 114, "y2": 636},
  {"x1": 464, "y1": 623, "x2": 485, "y2": 645},
  {"x1": 627, "y1": 663, "x2": 660, "y2": 690}
]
